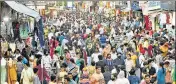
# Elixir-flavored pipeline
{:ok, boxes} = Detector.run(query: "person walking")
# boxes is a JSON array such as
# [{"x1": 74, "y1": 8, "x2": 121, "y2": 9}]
[
  {"x1": 20, "y1": 63, "x2": 34, "y2": 84},
  {"x1": 157, "y1": 62, "x2": 166, "y2": 84},
  {"x1": 90, "y1": 66, "x2": 105, "y2": 84},
  {"x1": 115, "y1": 70, "x2": 130, "y2": 84}
]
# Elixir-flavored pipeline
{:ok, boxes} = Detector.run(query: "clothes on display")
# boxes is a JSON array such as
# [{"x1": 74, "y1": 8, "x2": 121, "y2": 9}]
[
  {"x1": 29, "y1": 17, "x2": 35, "y2": 32},
  {"x1": 1, "y1": 22, "x2": 6, "y2": 37},
  {"x1": 166, "y1": 12, "x2": 170, "y2": 24},
  {"x1": 12, "y1": 21, "x2": 20, "y2": 41},
  {"x1": 144, "y1": 15, "x2": 150, "y2": 30},
  {"x1": 1, "y1": 21, "x2": 12, "y2": 39},
  {"x1": 26, "y1": 37, "x2": 32, "y2": 47},
  {"x1": 1, "y1": 7, "x2": 12, "y2": 36},
  {"x1": 159, "y1": 13, "x2": 167, "y2": 28},
  {"x1": 20, "y1": 22, "x2": 29, "y2": 39},
  {"x1": 169, "y1": 13, "x2": 172, "y2": 24},
  {"x1": 155, "y1": 16, "x2": 160, "y2": 31},
  {"x1": 16, "y1": 40, "x2": 25, "y2": 52},
  {"x1": 159, "y1": 13, "x2": 167, "y2": 24}
]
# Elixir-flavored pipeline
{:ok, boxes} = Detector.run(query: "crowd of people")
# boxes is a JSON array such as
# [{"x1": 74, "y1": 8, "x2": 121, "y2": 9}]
[{"x1": 0, "y1": 10, "x2": 175, "y2": 84}]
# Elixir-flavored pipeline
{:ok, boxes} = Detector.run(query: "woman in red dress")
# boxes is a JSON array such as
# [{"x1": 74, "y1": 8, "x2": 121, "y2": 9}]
[{"x1": 49, "y1": 37, "x2": 58, "y2": 59}]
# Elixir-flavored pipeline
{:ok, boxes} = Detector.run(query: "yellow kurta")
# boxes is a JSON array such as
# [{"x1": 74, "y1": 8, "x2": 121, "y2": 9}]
[
  {"x1": 159, "y1": 46, "x2": 168, "y2": 57},
  {"x1": 131, "y1": 55, "x2": 137, "y2": 67},
  {"x1": 8, "y1": 60, "x2": 17, "y2": 84}
]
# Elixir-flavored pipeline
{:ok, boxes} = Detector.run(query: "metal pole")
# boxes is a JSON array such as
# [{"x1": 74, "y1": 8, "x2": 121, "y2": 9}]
[{"x1": 0, "y1": 1, "x2": 2, "y2": 83}]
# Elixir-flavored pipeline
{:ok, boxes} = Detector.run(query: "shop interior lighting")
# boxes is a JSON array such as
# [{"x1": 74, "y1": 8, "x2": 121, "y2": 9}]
[{"x1": 3, "y1": 17, "x2": 9, "y2": 22}]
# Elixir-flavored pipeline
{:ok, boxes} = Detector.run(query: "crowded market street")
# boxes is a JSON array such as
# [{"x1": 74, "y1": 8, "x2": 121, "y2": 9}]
[{"x1": 0, "y1": 1, "x2": 175, "y2": 84}]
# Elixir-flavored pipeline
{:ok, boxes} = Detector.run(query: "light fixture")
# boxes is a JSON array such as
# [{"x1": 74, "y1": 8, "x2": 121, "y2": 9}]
[{"x1": 3, "y1": 17, "x2": 9, "y2": 22}]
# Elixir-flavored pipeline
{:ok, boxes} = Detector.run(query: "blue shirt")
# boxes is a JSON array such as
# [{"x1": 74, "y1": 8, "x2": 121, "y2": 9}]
[
  {"x1": 69, "y1": 79, "x2": 76, "y2": 84},
  {"x1": 135, "y1": 21, "x2": 140, "y2": 27},
  {"x1": 128, "y1": 75, "x2": 140, "y2": 84},
  {"x1": 157, "y1": 68, "x2": 166, "y2": 84},
  {"x1": 59, "y1": 35, "x2": 65, "y2": 43},
  {"x1": 99, "y1": 36, "x2": 106, "y2": 44},
  {"x1": 22, "y1": 57, "x2": 28, "y2": 64}
]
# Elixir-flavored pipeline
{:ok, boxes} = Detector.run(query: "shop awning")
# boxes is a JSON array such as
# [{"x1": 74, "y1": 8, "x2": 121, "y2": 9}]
[{"x1": 5, "y1": 1, "x2": 41, "y2": 21}]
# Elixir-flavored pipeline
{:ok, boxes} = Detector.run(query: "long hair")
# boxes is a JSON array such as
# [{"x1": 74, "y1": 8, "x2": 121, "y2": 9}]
[{"x1": 159, "y1": 62, "x2": 165, "y2": 74}]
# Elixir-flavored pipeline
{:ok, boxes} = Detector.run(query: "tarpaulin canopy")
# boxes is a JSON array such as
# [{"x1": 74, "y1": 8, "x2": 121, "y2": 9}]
[{"x1": 5, "y1": 1, "x2": 41, "y2": 21}]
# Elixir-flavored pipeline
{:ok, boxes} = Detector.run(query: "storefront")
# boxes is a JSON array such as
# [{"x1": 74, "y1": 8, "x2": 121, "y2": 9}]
[
  {"x1": 131, "y1": 1, "x2": 142, "y2": 18},
  {"x1": 3, "y1": 1, "x2": 41, "y2": 40},
  {"x1": 146, "y1": 1, "x2": 175, "y2": 31}
]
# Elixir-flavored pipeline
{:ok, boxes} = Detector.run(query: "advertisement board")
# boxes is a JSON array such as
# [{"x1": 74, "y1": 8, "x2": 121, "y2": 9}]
[
  {"x1": 131, "y1": 1, "x2": 140, "y2": 11},
  {"x1": 147, "y1": 1, "x2": 161, "y2": 11}
]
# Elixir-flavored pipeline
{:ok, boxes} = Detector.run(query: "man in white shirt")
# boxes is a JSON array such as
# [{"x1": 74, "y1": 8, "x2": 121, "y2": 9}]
[
  {"x1": 125, "y1": 54, "x2": 134, "y2": 76},
  {"x1": 91, "y1": 48, "x2": 101, "y2": 63},
  {"x1": 86, "y1": 28, "x2": 91, "y2": 34},
  {"x1": 99, "y1": 26, "x2": 104, "y2": 35},
  {"x1": 42, "y1": 51, "x2": 52, "y2": 74},
  {"x1": 111, "y1": 47, "x2": 117, "y2": 60},
  {"x1": 139, "y1": 53, "x2": 145, "y2": 68}
]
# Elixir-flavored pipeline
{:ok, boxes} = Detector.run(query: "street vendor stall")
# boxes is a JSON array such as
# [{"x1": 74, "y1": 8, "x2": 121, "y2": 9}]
[{"x1": 5, "y1": 1, "x2": 41, "y2": 21}]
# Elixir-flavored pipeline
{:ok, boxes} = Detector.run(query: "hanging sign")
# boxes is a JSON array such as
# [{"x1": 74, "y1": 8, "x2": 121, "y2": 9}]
[
  {"x1": 147, "y1": 1, "x2": 161, "y2": 11},
  {"x1": 131, "y1": 1, "x2": 140, "y2": 11}
]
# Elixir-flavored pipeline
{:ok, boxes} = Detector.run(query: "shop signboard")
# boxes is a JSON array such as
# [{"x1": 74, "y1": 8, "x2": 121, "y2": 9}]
[
  {"x1": 131, "y1": 1, "x2": 140, "y2": 11},
  {"x1": 147, "y1": 1, "x2": 161, "y2": 11}
]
